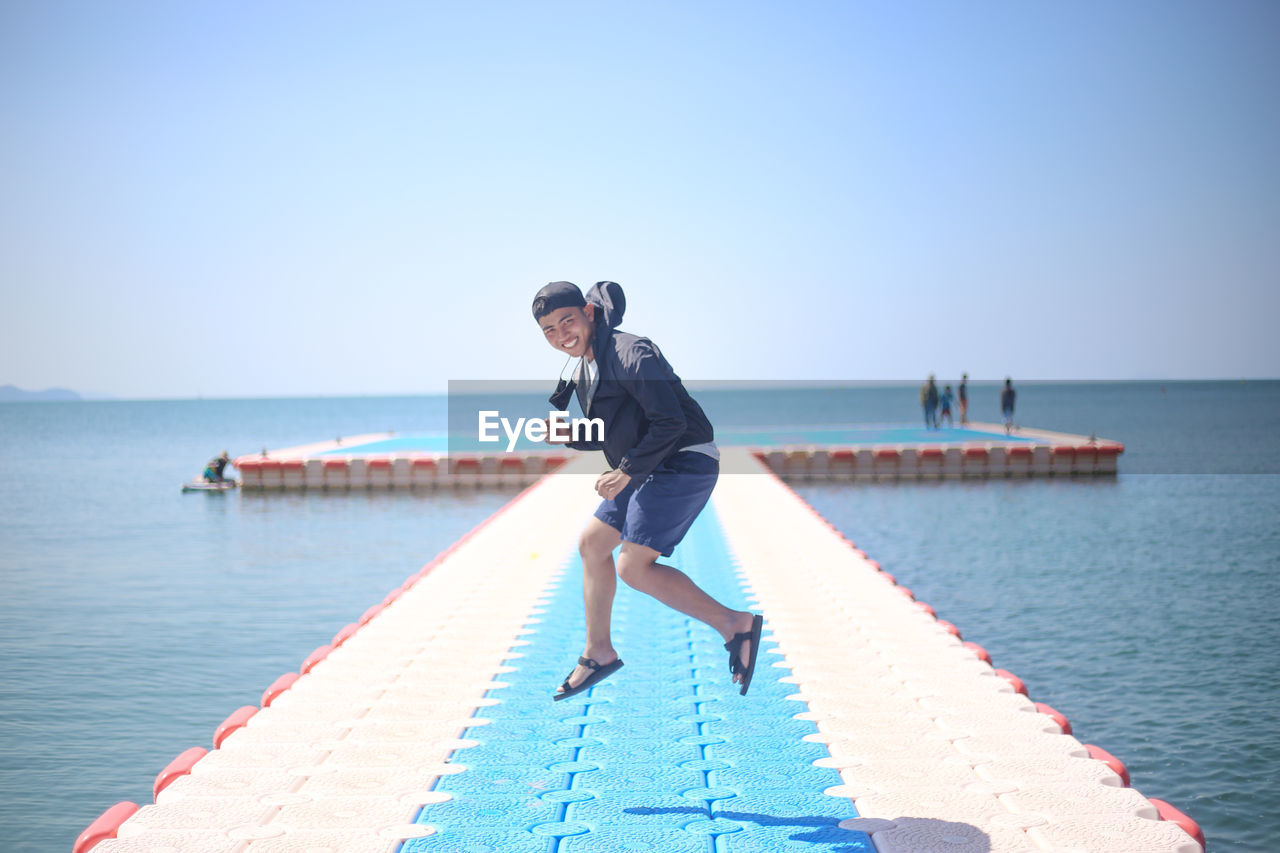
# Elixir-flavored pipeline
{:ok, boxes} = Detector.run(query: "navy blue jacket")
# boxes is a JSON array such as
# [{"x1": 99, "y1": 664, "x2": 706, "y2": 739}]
[{"x1": 548, "y1": 282, "x2": 714, "y2": 481}]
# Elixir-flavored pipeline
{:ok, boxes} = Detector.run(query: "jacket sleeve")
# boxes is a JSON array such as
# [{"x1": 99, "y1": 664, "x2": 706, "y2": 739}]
[
  {"x1": 566, "y1": 434, "x2": 605, "y2": 451},
  {"x1": 615, "y1": 341, "x2": 686, "y2": 481}
]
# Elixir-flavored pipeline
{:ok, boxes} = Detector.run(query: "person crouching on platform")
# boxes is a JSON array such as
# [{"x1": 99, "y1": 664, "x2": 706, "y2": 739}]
[
  {"x1": 532, "y1": 280, "x2": 763, "y2": 701},
  {"x1": 203, "y1": 451, "x2": 230, "y2": 483}
]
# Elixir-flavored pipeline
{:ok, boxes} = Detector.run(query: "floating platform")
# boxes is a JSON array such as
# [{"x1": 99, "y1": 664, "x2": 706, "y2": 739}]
[
  {"x1": 233, "y1": 423, "x2": 1123, "y2": 490},
  {"x1": 79, "y1": 451, "x2": 1198, "y2": 853},
  {"x1": 234, "y1": 433, "x2": 569, "y2": 491}
]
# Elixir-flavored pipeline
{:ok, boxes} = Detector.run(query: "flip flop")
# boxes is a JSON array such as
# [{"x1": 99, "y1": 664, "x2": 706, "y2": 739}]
[
  {"x1": 553, "y1": 656, "x2": 624, "y2": 701},
  {"x1": 724, "y1": 614, "x2": 764, "y2": 696}
]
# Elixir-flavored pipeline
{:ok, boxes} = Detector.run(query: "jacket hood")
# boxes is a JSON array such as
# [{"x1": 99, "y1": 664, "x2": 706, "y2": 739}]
[{"x1": 586, "y1": 281, "x2": 625, "y2": 330}]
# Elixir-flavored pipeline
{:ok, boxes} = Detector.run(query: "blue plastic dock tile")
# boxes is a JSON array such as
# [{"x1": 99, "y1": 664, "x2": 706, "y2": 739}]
[
  {"x1": 712, "y1": 789, "x2": 857, "y2": 821},
  {"x1": 557, "y1": 827, "x2": 709, "y2": 853},
  {"x1": 410, "y1": 504, "x2": 867, "y2": 851},
  {"x1": 705, "y1": 737, "x2": 829, "y2": 766},
  {"x1": 583, "y1": 762, "x2": 707, "y2": 793},
  {"x1": 713, "y1": 763, "x2": 841, "y2": 793},
  {"x1": 579, "y1": 735, "x2": 700, "y2": 761},
  {"x1": 437, "y1": 764, "x2": 570, "y2": 796},
  {"x1": 463, "y1": 719, "x2": 584, "y2": 740},
  {"x1": 569, "y1": 791, "x2": 706, "y2": 829},
  {"x1": 716, "y1": 824, "x2": 876, "y2": 852},
  {"x1": 416, "y1": 792, "x2": 559, "y2": 829},
  {"x1": 462, "y1": 741, "x2": 575, "y2": 765},
  {"x1": 584, "y1": 720, "x2": 704, "y2": 742},
  {"x1": 399, "y1": 826, "x2": 549, "y2": 853}
]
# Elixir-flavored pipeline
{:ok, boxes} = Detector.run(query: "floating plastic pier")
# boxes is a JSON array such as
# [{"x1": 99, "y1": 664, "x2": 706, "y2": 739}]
[
  {"x1": 80, "y1": 450, "x2": 1199, "y2": 853},
  {"x1": 233, "y1": 423, "x2": 1123, "y2": 490}
]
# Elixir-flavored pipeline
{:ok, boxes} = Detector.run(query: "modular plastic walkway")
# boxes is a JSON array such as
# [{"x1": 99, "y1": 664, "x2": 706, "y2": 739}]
[
  {"x1": 233, "y1": 422, "x2": 1123, "y2": 490},
  {"x1": 80, "y1": 452, "x2": 1200, "y2": 853}
]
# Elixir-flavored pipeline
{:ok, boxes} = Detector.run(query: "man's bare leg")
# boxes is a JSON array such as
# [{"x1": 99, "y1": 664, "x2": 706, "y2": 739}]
[
  {"x1": 557, "y1": 518, "x2": 623, "y2": 695},
  {"x1": 615, "y1": 541, "x2": 757, "y2": 687}
]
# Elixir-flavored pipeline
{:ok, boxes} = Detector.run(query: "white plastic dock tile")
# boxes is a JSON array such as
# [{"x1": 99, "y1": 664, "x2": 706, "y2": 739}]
[
  {"x1": 710, "y1": 448, "x2": 1202, "y2": 853},
  {"x1": 100, "y1": 456, "x2": 605, "y2": 852}
]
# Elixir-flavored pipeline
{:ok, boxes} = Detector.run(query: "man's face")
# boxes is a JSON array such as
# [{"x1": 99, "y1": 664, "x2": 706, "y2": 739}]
[{"x1": 538, "y1": 305, "x2": 594, "y2": 358}]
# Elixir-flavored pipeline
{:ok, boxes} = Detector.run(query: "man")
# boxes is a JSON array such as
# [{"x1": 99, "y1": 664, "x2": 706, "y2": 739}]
[
  {"x1": 921, "y1": 375, "x2": 939, "y2": 429},
  {"x1": 958, "y1": 373, "x2": 969, "y2": 425},
  {"x1": 1001, "y1": 378, "x2": 1017, "y2": 434},
  {"x1": 533, "y1": 281, "x2": 762, "y2": 701}
]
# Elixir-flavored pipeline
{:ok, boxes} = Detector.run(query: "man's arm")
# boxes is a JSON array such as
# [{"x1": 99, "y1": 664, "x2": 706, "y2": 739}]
[
  {"x1": 540, "y1": 417, "x2": 604, "y2": 451},
  {"x1": 615, "y1": 341, "x2": 687, "y2": 482}
]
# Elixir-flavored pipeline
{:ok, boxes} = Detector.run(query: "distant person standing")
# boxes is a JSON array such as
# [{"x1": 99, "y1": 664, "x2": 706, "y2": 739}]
[
  {"x1": 1001, "y1": 378, "x2": 1016, "y2": 434},
  {"x1": 939, "y1": 385, "x2": 954, "y2": 427},
  {"x1": 921, "y1": 375, "x2": 939, "y2": 429},
  {"x1": 958, "y1": 374, "x2": 969, "y2": 425}
]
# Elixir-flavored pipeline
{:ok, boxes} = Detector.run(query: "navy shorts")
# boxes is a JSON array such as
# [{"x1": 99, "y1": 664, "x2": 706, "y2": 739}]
[{"x1": 594, "y1": 451, "x2": 719, "y2": 557}]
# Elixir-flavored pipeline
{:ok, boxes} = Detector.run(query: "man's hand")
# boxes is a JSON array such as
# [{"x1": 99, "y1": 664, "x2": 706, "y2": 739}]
[
  {"x1": 594, "y1": 468, "x2": 631, "y2": 501},
  {"x1": 542, "y1": 419, "x2": 570, "y2": 445}
]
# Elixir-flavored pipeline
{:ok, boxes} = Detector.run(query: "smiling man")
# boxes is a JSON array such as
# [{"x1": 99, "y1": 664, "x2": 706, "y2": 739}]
[{"x1": 532, "y1": 280, "x2": 762, "y2": 701}]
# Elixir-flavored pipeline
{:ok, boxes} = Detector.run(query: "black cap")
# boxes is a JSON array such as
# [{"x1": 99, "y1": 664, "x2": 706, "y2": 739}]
[{"x1": 532, "y1": 281, "x2": 586, "y2": 320}]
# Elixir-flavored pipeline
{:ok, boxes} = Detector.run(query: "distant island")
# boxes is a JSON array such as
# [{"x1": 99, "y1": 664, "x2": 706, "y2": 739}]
[{"x1": 0, "y1": 384, "x2": 84, "y2": 402}]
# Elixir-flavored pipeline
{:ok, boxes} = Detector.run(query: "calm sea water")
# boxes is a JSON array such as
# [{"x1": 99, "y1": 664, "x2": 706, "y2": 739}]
[{"x1": 1, "y1": 382, "x2": 1276, "y2": 851}]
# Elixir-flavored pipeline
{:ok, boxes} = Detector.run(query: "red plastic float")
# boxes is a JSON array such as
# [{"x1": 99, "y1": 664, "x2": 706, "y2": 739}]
[
  {"x1": 874, "y1": 448, "x2": 900, "y2": 459},
  {"x1": 382, "y1": 587, "x2": 404, "y2": 606},
  {"x1": 358, "y1": 602, "x2": 384, "y2": 625},
  {"x1": 937, "y1": 619, "x2": 961, "y2": 638},
  {"x1": 915, "y1": 601, "x2": 936, "y2": 617},
  {"x1": 1033, "y1": 702, "x2": 1073, "y2": 735},
  {"x1": 153, "y1": 746, "x2": 207, "y2": 798},
  {"x1": 1085, "y1": 743, "x2": 1131, "y2": 786},
  {"x1": 1149, "y1": 798, "x2": 1205, "y2": 848},
  {"x1": 74, "y1": 801, "x2": 139, "y2": 853},
  {"x1": 962, "y1": 641, "x2": 990, "y2": 663},
  {"x1": 301, "y1": 644, "x2": 332, "y2": 674},
  {"x1": 367, "y1": 458, "x2": 391, "y2": 469},
  {"x1": 332, "y1": 622, "x2": 359, "y2": 648},
  {"x1": 213, "y1": 705, "x2": 258, "y2": 748},
  {"x1": 995, "y1": 669, "x2": 1027, "y2": 695},
  {"x1": 896, "y1": 586, "x2": 915, "y2": 600},
  {"x1": 261, "y1": 672, "x2": 299, "y2": 708}
]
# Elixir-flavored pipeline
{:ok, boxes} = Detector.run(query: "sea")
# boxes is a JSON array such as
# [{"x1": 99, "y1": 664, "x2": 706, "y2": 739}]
[{"x1": 1, "y1": 381, "x2": 1276, "y2": 852}]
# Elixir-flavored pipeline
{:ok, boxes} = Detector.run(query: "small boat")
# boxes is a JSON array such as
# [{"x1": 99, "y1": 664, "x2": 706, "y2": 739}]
[{"x1": 181, "y1": 479, "x2": 238, "y2": 493}]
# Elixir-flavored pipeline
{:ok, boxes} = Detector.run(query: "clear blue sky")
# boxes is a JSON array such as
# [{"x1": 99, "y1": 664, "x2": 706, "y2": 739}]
[{"x1": 2, "y1": 1, "x2": 1277, "y2": 398}]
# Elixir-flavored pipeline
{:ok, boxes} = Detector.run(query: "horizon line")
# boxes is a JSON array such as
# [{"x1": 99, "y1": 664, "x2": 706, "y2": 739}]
[{"x1": 3, "y1": 376, "x2": 1277, "y2": 403}]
